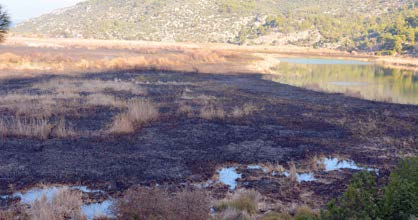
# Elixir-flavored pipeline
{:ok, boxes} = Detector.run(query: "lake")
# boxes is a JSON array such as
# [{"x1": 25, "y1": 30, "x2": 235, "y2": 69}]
[{"x1": 266, "y1": 57, "x2": 418, "y2": 105}]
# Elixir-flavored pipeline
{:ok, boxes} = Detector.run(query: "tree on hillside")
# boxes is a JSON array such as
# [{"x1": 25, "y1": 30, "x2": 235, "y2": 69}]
[{"x1": 0, "y1": 5, "x2": 10, "y2": 42}]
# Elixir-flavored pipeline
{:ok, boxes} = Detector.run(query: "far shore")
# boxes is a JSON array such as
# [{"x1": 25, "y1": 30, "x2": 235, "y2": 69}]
[{"x1": 2, "y1": 36, "x2": 418, "y2": 74}]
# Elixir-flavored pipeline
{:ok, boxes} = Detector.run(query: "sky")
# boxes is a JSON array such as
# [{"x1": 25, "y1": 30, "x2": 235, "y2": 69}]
[{"x1": 1, "y1": 0, "x2": 84, "y2": 24}]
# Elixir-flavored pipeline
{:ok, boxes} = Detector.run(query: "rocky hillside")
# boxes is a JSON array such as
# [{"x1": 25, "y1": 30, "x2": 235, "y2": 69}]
[{"x1": 13, "y1": 0, "x2": 418, "y2": 53}]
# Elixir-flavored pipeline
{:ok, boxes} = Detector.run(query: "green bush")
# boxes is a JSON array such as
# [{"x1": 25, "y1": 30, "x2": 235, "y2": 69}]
[
  {"x1": 379, "y1": 157, "x2": 418, "y2": 220},
  {"x1": 322, "y1": 157, "x2": 418, "y2": 220}
]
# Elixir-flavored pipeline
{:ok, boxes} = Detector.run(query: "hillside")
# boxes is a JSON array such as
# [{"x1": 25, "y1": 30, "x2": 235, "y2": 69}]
[{"x1": 13, "y1": 0, "x2": 418, "y2": 54}]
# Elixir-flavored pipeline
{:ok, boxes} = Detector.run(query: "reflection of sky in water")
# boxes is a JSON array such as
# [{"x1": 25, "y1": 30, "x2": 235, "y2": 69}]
[
  {"x1": 82, "y1": 200, "x2": 114, "y2": 220},
  {"x1": 328, "y1": 82, "x2": 369, "y2": 86},
  {"x1": 268, "y1": 58, "x2": 418, "y2": 105},
  {"x1": 218, "y1": 167, "x2": 242, "y2": 190},
  {"x1": 281, "y1": 171, "x2": 316, "y2": 182},
  {"x1": 321, "y1": 157, "x2": 378, "y2": 173},
  {"x1": 247, "y1": 165, "x2": 268, "y2": 172},
  {"x1": 13, "y1": 186, "x2": 62, "y2": 204},
  {"x1": 2, "y1": 186, "x2": 114, "y2": 220}
]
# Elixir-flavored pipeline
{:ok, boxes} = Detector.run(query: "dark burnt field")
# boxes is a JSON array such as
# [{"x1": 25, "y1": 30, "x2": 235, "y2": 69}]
[{"x1": 0, "y1": 69, "x2": 417, "y2": 210}]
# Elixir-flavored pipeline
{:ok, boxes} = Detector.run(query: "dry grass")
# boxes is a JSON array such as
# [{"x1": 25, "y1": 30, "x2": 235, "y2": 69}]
[
  {"x1": 0, "y1": 204, "x2": 29, "y2": 220},
  {"x1": 115, "y1": 187, "x2": 210, "y2": 220},
  {"x1": 289, "y1": 162, "x2": 297, "y2": 183},
  {"x1": 199, "y1": 102, "x2": 259, "y2": 120},
  {"x1": 0, "y1": 117, "x2": 52, "y2": 140},
  {"x1": 200, "y1": 104, "x2": 226, "y2": 120},
  {"x1": 216, "y1": 189, "x2": 262, "y2": 216},
  {"x1": 0, "y1": 116, "x2": 78, "y2": 139},
  {"x1": 0, "y1": 77, "x2": 156, "y2": 138},
  {"x1": 52, "y1": 118, "x2": 77, "y2": 138},
  {"x1": 294, "y1": 205, "x2": 319, "y2": 219},
  {"x1": 33, "y1": 79, "x2": 146, "y2": 96},
  {"x1": 108, "y1": 99, "x2": 159, "y2": 134},
  {"x1": 177, "y1": 103, "x2": 194, "y2": 117},
  {"x1": 28, "y1": 188, "x2": 86, "y2": 220},
  {"x1": 108, "y1": 113, "x2": 136, "y2": 134},
  {"x1": 232, "y1": 103, "x2": 258, "y2": 118},
  {"x1": 85, "y1": 94, "x2": 125, "y2": 108},
  {"x1": 261, "y1": 211, "x2": 293, "y2": 220},
  {"x1": 0, "y1": 37, "x2": 260, "y2": 79},
  {"x1": 217, "y1": 207, "x2": 251, "y2": 220}
]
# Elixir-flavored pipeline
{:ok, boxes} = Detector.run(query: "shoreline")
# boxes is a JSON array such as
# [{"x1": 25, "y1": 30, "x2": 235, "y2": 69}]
[{"x1": 3, "y1": 36, "x2": 418, "y2": 71}]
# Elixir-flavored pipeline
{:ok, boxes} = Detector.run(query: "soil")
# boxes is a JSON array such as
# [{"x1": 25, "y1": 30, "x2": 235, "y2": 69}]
[{"x1": 0, "y1": 69, "x2": 417, "y2": 209}]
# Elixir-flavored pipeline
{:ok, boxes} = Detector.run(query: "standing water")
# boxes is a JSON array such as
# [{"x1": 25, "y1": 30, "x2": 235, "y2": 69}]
[
  {"x1": 218, "y1": 167, "x2": 242, "y2": 190},
  {"x1": 266, "y1": 57, "x2": 418, "y2": 105}
]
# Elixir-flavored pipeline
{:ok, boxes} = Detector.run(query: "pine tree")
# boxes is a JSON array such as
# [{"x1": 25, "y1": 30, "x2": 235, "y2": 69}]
[{"x1": 0, "y1": 5, "x2": 10, "y2": 42}]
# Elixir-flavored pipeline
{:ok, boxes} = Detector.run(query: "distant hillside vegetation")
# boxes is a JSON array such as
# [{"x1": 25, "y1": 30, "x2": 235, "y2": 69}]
[{"x1": 13, "y1": 0, "x2": 418, "y2": 55}]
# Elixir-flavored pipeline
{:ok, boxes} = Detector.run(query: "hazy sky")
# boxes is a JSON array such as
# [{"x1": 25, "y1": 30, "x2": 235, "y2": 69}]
[{"x1": 1, "y1": 0, "x2": 84, "y2": 23}]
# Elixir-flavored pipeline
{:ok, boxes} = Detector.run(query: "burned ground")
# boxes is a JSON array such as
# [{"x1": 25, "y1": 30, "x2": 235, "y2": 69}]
[{"x1": 0, "y1": 69, "x2": 417, "y2": 209}]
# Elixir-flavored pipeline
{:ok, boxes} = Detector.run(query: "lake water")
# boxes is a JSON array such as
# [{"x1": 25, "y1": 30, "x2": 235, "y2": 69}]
[{"x1": 266, "y1": 57, "x2": 418, "y2": 105}]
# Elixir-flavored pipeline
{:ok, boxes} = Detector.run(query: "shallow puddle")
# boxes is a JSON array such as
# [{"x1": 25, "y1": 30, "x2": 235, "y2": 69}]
[
  {"x1": 218, "y1": 167, "x2": 242, "y2": 190},
  {"x1": 82, "y1": 200, "x2": 114, "y2": 220},
  {"x1": 247, "y1": 165, "x2": 268, "y2": 172},
  {"x1": 2, "y1": 186, "x2": 114, "y2": 220},
  {"x1": 280, "y1": 171, "x2": 316, "y2": 182},
  {"x1": 320, "y1": 157, "x2": 378, "y2": 172}
]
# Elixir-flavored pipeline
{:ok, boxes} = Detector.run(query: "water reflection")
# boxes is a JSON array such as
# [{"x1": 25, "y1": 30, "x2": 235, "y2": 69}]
[
  {"x1": 1, "y1": 186, "x2": 114, "y2": 220},
  {"x1": 266, "y1": 58, "x2": 418, "y2": 105},
  {"x1": 218, "y1": 167, "x2": 242, "y2": 190}
]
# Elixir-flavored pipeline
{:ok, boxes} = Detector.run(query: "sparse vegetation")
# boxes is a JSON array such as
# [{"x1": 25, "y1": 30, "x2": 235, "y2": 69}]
[
  {"x1": 11, "y1": 0, "x2": 418, "y2": 55},
  {"x1": 261, "y1": 211, "x2": 293, "y2": 220},
  {"x1": 232, "y1": 103, "x2": 257, "y2": 118},
  {"x1": 108, "y1": 99, "x2": 159, "y2": 134},
  {"x1": 0, "y1": 39, "x2": 259, "y2": 78},
  {"x1": 200, "y1": 104, "x2": 226, "y2": 120},
  {"x1": 115, "y1": 187, "x2": 210, "y2": 220},
  {"x1": 28, "y1": 188, "x2": 85, "y2": 220},
  {"x1": 215, "y1": 189, "x2": 261, "y2": 216},
  {"x1": 0, "y1": 117, "x2": 52, "y2": 140}
]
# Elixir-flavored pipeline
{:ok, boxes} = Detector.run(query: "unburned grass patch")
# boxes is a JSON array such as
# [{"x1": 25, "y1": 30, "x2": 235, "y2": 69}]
[
  {"x1": 108, "y1": 99, "x2": 159, "y2": 134},
  {"x1": 215, "y1": 189, "x2": 262, "y2": 216},
  {"x1": 0, "y1": 117, "x2": 77, "y2": 140},
  {"x1": 0, "y1": 117, "x2": 52, "y2": 140}
]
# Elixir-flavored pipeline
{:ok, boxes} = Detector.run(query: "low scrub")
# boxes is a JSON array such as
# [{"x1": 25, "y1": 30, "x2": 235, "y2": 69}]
[
  {"x1": 115, "y1": 187, "x2": 210, "y2": 220},
  {"x1": 322, "y1": 157, "x2": 418, "y2": 220}
]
